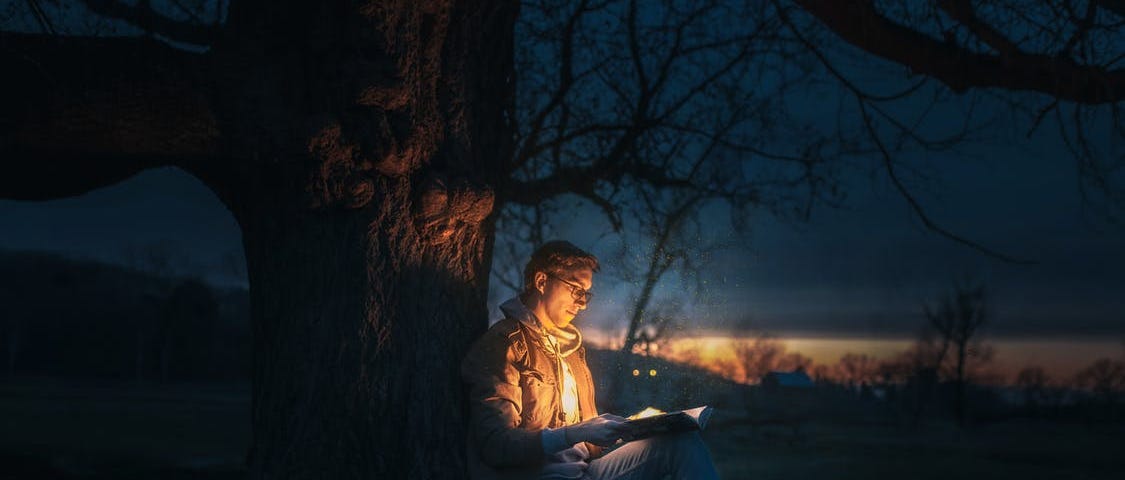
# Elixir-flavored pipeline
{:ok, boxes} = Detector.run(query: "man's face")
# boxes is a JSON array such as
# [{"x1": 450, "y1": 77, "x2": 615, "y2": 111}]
[{"x1": 537, "y1": 267, "x2": 593, "y2": 329}]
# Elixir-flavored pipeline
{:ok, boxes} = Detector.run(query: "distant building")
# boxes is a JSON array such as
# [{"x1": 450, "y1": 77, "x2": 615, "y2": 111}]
[{"x1": 761, "y1": 369, "x2": 814, "y2": 391}]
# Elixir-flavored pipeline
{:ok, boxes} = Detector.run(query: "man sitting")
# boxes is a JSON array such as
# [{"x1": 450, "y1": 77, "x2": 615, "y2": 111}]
[{"x1": 462, "y1": 240, "x2": 720, "y2": 479}]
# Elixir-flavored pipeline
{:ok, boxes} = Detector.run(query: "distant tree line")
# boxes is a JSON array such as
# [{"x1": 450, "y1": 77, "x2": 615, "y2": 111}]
[
  {"x1": 657, "y1": 280, "x2": 1125, "y2": 426},
  {"x1": 0, "y1": 250, "x2": 250, "y2": 381}
]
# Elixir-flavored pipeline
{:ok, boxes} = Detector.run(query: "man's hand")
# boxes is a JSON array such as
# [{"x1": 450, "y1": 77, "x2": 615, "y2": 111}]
[{"x1": 564, "y1": 413, "x2": 632, "y2": 447}]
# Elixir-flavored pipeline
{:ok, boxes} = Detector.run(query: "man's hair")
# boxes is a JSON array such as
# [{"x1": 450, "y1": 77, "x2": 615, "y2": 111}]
[{"x1": 522, "y1": 240, "x2": 600, "y2": 294}]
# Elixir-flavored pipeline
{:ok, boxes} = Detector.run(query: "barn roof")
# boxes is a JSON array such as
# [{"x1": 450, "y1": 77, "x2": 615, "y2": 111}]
[{"x1": 764, "y1": 370, "x2": 814, "y2": 388}]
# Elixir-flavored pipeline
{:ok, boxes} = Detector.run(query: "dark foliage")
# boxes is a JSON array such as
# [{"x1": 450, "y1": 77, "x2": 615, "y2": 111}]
[{"x1": 0, "y1": 250, "x2": 249, "y2": 381}]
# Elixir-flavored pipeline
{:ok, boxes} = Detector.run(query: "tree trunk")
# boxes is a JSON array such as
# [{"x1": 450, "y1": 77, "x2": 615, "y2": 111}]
[
  {"x1": 236, "y1": 187, "x2": 497, "y2": 477},
  {"x1": 217, "y1": 1, "x2": 514, "y2": 474},
  {"x1": 5, "y1": 328, "x2": 18, "y2": 378},
  {"x1": 607, "y1": 261, "x2": 661, "y2": 410},
  {"x1": 1, "y1": 0, "x2": 517, "y2": 476},
  {"x1": 135, "y1": 329, "x2": 145, "y2": 382},
  {"x1": 955, "y1": 343, "x2": 967, "y2": 426}
]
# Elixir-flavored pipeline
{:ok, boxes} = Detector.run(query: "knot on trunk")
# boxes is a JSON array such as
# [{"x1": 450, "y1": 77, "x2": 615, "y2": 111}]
[
  {"x1": 358, "y1": 86, "x2": 433, "y2": 178},
  {"x1": 372, "y1": 122, "x2": 438, "y2": 177},
  {"x1": 414, "y1": 178, "x2": 494, "y2": 243},
  {"x1": 345, "y1": 176, "x2": 376, "y2": 209},
  {"x1": 307, "y1": 121, "x2": 379, "y2": 209}
]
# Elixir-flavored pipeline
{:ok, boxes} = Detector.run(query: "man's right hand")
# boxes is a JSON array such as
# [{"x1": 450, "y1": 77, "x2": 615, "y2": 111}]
[{"x1": 564, "y1": 413, "x2": 631, "y2": 447}]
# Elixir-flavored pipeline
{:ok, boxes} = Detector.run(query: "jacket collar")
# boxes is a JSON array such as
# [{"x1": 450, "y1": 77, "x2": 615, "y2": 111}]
[{"x1": 499, "y1": 297, "x2": 582, "y2": 357}]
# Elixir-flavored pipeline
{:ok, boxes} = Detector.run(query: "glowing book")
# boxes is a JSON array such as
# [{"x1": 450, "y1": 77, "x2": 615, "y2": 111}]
[{"x1": 625, "y1": 405, "x2": 713, "y2": 440}]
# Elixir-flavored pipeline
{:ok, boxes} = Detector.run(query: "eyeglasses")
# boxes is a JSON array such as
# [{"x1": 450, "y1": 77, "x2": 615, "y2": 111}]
[{"x1": 548, "y1": 273, "x2": 593, "y2": 303}]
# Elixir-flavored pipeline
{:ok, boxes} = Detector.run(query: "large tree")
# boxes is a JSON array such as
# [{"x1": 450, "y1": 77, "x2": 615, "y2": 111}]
[
  {"x1": 2, "y1": 0, "x2": 1123, "y2": 478},
  {"x1": 3, "y1": 1, "x2": 517, "y2": 477}
]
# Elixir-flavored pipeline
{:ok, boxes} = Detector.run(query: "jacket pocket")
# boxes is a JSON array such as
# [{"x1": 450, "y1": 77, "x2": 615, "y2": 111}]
[{"x1": 519, "y1": 369, "x2": 556, "y2": 427}]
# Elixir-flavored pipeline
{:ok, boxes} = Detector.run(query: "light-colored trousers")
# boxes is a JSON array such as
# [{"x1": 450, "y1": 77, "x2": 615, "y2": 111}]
[{"x1": 585, "y1": 431, "x2": 720, "y2": 480}]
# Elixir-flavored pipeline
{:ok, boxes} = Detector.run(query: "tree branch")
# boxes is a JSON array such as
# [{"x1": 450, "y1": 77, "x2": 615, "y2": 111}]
[
  {"x1": 1097, "y1": 0, "x2": 1125, "y2": 19},
  {"x1": 25, "y1": 0, "x2": 56, "y2": 35},
  {"x1": 795, "y1": 0, "x2": 1125, "y2": 104},
  {"x1": 936, "y1": 0, "x2": 1021, "y2": 57},
  {"x1": 0, "y1": 33, "x2": 219, "y2": 200},
  {"x1": 501, "y1": 158, "x2": 695, "y2": 208},
  {"x1": 856, "y1": 98, "x2": 1035, "y2": 264},
  {"x1": 514, "y1": 0, "x2": 591, "y2": 173},
  {"x1": 77, "y1": 0, "x2": 219, "y2": 45}
]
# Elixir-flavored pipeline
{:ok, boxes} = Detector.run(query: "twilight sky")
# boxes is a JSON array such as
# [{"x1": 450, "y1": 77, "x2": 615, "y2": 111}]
[
  {"x1": 493, "y1": 111, "x2": 1125, "y2": 341},
  {"x1": 1, "y1": 1, "x2": 1122, "y2": 346},
  {"x1": 5, "y1": 115, "x2": 1120, "y2": 344}
]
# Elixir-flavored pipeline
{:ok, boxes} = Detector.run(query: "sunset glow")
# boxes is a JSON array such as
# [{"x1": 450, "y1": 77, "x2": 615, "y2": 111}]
[{"x1": 585, "y1": 331, "x2": 1124, "y2": 384}]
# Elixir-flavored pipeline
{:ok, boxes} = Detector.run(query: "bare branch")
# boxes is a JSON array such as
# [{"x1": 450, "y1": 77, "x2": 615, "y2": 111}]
[
  {"x1": 514, "y1": 0, "x2": 592, "y2": 172},
  {"x1": 936, "y1": 0, "x2": 1021, "y2": 57},
  {"x1": 795, "y1": 0, "x2": 1125, "y2": 104},
  {"x1": 856, "y1": 98, "x2": 1035, "y2": 264},
  {"x1": 626, "y1": 0, "x2": 649, "y2": 104},
  {"x1": 77, "y1": 0, "x2": 218, "y2": 45},
  {"x1": 502, "y1": 159, "x2": 694, "y2": 208},
  {"x1": 24, "y1": 0, "x2": 55, "y2": 35}
]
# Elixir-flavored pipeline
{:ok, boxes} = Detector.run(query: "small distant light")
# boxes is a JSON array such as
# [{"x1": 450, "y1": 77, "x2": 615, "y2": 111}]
[
  {"x1": 632, "y1": 369, "x2": 640, "y2": 377},
  {"x1": 649, "y1": 369, "x2": 657, "y2": 377}
]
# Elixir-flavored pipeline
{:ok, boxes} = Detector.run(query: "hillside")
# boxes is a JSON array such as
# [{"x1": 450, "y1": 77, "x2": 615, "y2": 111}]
[{"x1": 0, "y1": 250, "x2": 249, "y2": 380}]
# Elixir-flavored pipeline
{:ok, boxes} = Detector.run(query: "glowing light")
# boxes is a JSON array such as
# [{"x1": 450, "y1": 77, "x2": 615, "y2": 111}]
[
  {"x1": 583, "y1": 330, "x2": 1122, "y2": 384},
  {"x1": 628, "y1": 407, "x2": 665, "y2": 420},
  {"x1": 649, "y1": 369, "x2": 657, "y2": 377}
]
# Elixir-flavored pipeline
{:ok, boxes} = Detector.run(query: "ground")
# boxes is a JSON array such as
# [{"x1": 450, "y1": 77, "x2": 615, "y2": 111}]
[{"x1": 2, "y1": 378, "x2": 1122, "y2": 479}]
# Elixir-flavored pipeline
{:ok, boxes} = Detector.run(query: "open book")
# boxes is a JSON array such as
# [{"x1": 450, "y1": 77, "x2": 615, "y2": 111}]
[{"x1": 625, "y1": 406, "x2": 713, "y2": 440}]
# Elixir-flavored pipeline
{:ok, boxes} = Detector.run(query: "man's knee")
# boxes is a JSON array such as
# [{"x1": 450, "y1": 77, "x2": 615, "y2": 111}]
[
  {"x1": 641, "y1": 431, "x2": 704, "y2": 452},
  {"x1": 666, "y1": 431, "x2": 705, "y2": 446}
]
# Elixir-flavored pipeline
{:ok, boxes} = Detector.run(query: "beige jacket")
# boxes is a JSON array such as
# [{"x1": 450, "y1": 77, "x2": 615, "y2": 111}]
[{"x1": 461, "y1": 302, "x2": 602, "y2": 480}]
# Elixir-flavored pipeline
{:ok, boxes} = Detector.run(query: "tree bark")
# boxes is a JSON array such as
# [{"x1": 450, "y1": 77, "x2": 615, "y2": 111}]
[
  {"x1": 1, "y1": 0, "x2": 517, "y2": 477},
  {"x1": 237, "y1": 185, "x2": 497, "y2": 477},
  {"x1": 212, "y1": 0, "x2": 516, "y2": 475}
]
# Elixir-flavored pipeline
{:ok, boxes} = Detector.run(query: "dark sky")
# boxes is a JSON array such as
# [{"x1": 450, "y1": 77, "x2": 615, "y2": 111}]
[
  {"x1": 3, "y1": 111, "x2": 1124, "y2": 341},
  {"x1": 726, "y1": 132, "x2": 1124, "y2": 339},
  {"x1": 1, "y1": 1, "x2": 1122, "y2": 342},
  {"x1": 555, "y1": 111, "x2": 1125, "y2": 340}
]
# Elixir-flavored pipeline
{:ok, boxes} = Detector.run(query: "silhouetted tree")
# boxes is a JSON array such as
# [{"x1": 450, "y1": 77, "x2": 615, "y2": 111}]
[
  {"x1": 493, "y1": 0, "x2": 832, "y2": 413},
  {"x1": 1074, "y1": 358, "x2": 1125, "y2": 407},
  {"x1": 925, "y1": 280, "x2": 990, "y2": 425},
  {"x1": 834, "y1": 352, "x2": 880, "y2": 390},
  {"x1": 1015, "y1": 365, "x2": 1050, "y2": 413},
  {"x1": 777, "y1": 352, "x2": 813, "y2": 373},
  {"x1": 1, "y1": 293, "x2": 24, "y2": 377},
  {"x1": 732, "y1": 334, "x2": 789, "y2": 384},
  {"x1": 121, "y1": 240, "x2": 181, "y2": 381},
  {"x1": 158, "y1": 279, "x2": 219, "y2": 381}
]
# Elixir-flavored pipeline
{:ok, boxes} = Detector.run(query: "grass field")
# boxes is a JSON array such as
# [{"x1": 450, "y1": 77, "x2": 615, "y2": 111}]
[
  {"x1": 0, "y1": 380, "x2": 249, "y2": 479},
  {"x1": 704, "y1": 412, "x2": 1125, "y2": 479},
  {"x1": 2, "y1": 380, "x2": 1122, "y2": 479}
]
